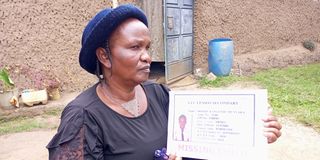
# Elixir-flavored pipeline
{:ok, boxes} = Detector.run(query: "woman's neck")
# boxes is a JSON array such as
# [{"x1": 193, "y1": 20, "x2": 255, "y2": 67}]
[{"x1": 101, "y1": 79, "x2": 137, "y2": 101}]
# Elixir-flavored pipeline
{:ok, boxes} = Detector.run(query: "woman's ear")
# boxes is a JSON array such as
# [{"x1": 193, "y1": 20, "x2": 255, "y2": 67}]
[{"x1": 96, "y1": 47, "x2": 111, "y2": 68}]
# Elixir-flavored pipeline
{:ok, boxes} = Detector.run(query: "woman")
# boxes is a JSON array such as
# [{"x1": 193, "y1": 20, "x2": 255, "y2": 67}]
[{"x1": 47, "y1": 4, "x2": 282, "y2": 160}]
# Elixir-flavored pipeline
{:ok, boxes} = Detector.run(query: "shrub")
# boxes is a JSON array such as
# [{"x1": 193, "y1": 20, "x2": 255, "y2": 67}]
[{"x1": 302, "y1": 40, "x2": 316, "y2": 51}]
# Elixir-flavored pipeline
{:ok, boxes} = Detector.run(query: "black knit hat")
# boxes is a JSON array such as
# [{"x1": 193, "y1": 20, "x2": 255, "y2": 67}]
[{"x1": 79, "y1": 4, "x2": 148, "y2": 74}]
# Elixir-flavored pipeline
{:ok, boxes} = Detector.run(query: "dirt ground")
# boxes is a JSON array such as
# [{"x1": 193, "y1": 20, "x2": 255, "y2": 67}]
[{"x1": 233, "y1": 44, "x2": 320, "y2": 76}]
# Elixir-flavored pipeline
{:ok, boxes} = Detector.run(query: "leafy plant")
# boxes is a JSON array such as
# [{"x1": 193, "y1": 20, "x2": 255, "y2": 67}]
[{"x1": 0, "y1": 68, "x2": 15, "y2": 91}]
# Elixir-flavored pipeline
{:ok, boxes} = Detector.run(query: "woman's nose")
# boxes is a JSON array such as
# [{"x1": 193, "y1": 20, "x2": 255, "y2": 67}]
[{"x1": 140, "y1": 49, "x2": 151, "y2": 64}]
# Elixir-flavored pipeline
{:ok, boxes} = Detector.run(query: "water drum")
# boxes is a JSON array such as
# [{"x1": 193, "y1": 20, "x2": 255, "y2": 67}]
[{"x1": 208, "y1": 38, "x2": 234, "y2": 76}]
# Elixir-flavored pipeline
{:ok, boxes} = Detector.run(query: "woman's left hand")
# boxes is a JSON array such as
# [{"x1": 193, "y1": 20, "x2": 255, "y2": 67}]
[
  {"x1": 168, "y1": 153, "x2": 182, "y2": 160},
  {"x1": 262, "y1": 108, "x2": 282, "y2": 143}
]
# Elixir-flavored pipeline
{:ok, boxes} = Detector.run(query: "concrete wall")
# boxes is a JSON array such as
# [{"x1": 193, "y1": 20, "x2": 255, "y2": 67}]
[{"x1": 193, "y1": 0, "x2": 320, "y2": 69}]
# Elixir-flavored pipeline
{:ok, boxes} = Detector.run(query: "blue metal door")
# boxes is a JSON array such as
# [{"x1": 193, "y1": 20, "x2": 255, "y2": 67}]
[{"x1": 164, "y1": 0, "x2": 194, "y2": 83}]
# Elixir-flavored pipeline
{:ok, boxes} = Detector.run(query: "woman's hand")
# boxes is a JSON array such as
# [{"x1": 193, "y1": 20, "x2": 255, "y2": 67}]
[
  {"x1": 262, "y1": 108, "x2": 282, "y2": 143},
  {"x1": 168, "y1": 154, "x2": 182, "y2": 160}
]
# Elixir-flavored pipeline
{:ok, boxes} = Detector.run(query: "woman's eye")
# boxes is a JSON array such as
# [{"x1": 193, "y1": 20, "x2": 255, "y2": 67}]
[{"x1": 131, "y1": 45, "x2": 139, "y2": 49}]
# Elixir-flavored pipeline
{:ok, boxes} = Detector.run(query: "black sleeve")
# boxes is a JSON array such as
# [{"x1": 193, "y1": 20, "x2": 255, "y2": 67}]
[
  {"x1": 83, "y1": 109, "x2": 104, "y2": 159},
  {"x1": 47, "y1": 106, "x2": 104, "y2": 160},
  {"x1": 48, "y1": 127, "x2": 85, "y2": 160},
  {"x1": 47, "y1": 105, "x2": 85, "y2": 160},
  {"x1": 160, "y1": 83, "x2": 170, "y2": 118}
]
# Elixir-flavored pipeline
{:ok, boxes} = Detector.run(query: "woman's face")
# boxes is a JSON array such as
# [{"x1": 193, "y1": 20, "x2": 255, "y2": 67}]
[{"x1": 108, "y1": 18, "x2": 151, "y2": 85}]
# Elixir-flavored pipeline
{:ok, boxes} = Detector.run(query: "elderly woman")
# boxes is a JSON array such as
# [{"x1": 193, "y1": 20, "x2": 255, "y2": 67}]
[{"x1": 47, "y1": 4, "x2": 282, "y2": 160}]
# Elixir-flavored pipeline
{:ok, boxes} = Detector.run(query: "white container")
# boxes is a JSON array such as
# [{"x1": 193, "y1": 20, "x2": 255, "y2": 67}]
[{"x1": 21, "y1": 89, "x2": 48, "y2": 107}]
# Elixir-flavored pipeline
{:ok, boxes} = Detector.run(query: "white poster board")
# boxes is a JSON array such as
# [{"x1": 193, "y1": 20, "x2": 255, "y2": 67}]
[{"x1": 167, "y1": 90, "x2": 268, "y2": 160}]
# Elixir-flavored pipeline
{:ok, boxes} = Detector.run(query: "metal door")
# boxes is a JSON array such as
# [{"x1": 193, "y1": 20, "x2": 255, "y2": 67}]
[{"x1": 164, "y1": 0, "x2": 194, "y2": 83}]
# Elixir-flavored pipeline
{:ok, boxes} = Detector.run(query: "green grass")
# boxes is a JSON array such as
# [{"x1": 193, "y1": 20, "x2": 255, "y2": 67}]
[
  {"x1": 44, "y1": 108, "x2": 63, "y2": 116},
  {"x1": 0, "y1": 117, "x2": 47, "y2": 135},
  {"x1": 0, "y1": 108, "x2": 62, "y2": 135},
  {"x1": 251, "y1": 64, "x2": 320, "y2": 130},
  {"x1": 200, "y1": 63, "x2": 320, "y2": 131},
  {"x1": 199, "y1": 75, "x2": 247, "y2": 87}
]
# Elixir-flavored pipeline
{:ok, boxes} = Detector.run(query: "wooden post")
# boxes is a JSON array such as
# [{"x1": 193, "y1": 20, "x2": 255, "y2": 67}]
[{"x1": 112, "y1": 0, "x2": 118, "y2": 8}]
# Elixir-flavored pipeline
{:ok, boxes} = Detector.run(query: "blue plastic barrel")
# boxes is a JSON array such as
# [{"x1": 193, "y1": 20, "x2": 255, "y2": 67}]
[{"x1": 208, "y1": 38, "x2": 234, "y2": 76}]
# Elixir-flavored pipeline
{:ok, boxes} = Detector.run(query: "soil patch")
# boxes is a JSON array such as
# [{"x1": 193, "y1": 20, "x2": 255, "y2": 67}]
[{"x1": 234, "y1": 45, "x2": 320, "y2": 75}]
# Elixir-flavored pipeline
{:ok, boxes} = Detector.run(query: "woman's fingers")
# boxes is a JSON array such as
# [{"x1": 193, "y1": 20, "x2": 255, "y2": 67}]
[
  {"x1": 262, "y1": 108, "x2": 282, "y2": 143},
  {"x1": 264, "y1": 118, "x2": 282, "y2": 130},
  {"x1": 263, "y1": 128, "x2": 282, "y2": 143},
  {"x1": 262, "y1": 109, "x2": 282, "y2": 131},
  {"x1": 262, "y1": 115, "x2": 278, "y2": 122},
  {"x1": 168, "y1": 153, "x2": 182, "y2": 160},
  {"x1": 263, "y1": 126, "x2": 282, "y2": 142},
  {"x1": 168, "y1": 154, "x2": 176, "y2": 160}
]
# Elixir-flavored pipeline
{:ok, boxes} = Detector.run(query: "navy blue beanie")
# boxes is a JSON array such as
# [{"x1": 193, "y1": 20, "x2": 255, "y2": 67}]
[{"x1": 79, "y1": 4, "x2": 148, "y2": 74}]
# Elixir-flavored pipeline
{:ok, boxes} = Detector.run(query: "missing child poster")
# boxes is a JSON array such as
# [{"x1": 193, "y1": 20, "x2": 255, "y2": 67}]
[{"x1": 167, "y1": 90, "x2": 268, "y2": 160}]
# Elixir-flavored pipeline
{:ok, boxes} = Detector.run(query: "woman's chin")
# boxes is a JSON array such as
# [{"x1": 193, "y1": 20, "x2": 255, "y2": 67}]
[{"x1": 137, "y1": 74, "x2": 150, "y2": 83}]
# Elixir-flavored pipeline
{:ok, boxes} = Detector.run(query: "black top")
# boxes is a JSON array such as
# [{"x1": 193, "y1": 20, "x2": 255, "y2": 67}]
[{"x1": 47, "y1": 81, "x2": 170, "y2": 160}]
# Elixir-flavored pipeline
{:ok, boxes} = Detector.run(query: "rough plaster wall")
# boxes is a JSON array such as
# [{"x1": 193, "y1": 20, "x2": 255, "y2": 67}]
[
  {"x1": 193, "y1": 0, "x2": 320, "y2": 69},
  {"x1": 0, "y1": 0, "x2": 135, "y2": 91},
  {"x1": 2, "y1": 0, "x2": 320, "y2": 91}
]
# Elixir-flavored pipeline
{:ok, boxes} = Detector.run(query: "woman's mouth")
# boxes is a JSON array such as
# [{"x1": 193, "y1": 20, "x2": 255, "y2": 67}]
[{"x1": 140, "y1": 65, "x2": 150, "y2": 72}]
